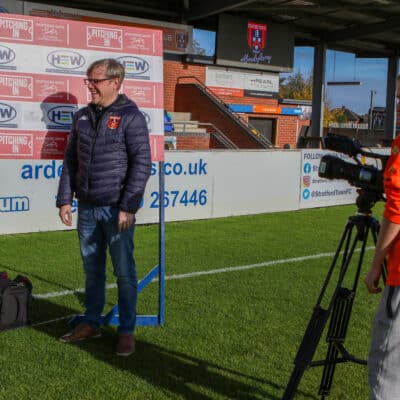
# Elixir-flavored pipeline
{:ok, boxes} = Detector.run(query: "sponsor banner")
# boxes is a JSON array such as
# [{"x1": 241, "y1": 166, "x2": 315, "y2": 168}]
[
  {"x1": 0, "y1": 43, "x2": 163, "y2": 81},
  {"x1": 0, "y1": 100, "x2": 79, "y2": 131},
  {"x1": 0, "y1": 12, "x2": 164, "y2": 162},
  {"x1": 0, "y1": 153, "x2": 213, "y2": 233},
  {"x1": 227, "y1": 104, "x2": 301, "y2": 115},
  {"x1": 244, "y1": 73, "x2": 279, "y2": 93},
  {"x1": 0, "y1": 13, "x2": 163, "y2": 56},
  {"x1": 0, "y1": 43, "x2": 17, "y2": 70},
  {"x1": 299, "y1": 149, "x2": 356, "y2": 208},
  {"x1": 0, "y1": 100, "x2": 163, "y2": 135},
  {"x1": 4, "y1": 150, "x2": 385, "y2": 235},
  {"x1": 0, "y1": 15, "x2": 34, "y2": 42},
  {"x1": 253, "y1": 105, "x2": 281, "y2": 114},
  {"x1": 0, "y1": 73, "x2": 34, "y2": 99},
  {"x1": 23, "y1": 2, "x2": 190, "y2": 54},
  {"x1": 228, "y1": 104, "x2": 253, "y2": 113},
  {"x1": 243, "y1": 89, "x2": 278, "y2": 98},
  {"x1": 0, "y1": 131, "x2": 33, "y2": 157},
  {"x1": 0, "y1": 130, "x2": 67, "y2": 159},
  {"x1": 206, "y1": 65, "x2": 279, "y2": 99},
  {"x1": 206, "y1": 68, "x2": 244, "y2": 88},
  {"x1": 121, "y1": 81, "x2": 164, "y2": 108},
  {"x1": 0, "y1": 100, "x2": 19, "y2": 128},
  {"x1": 0, "y1": 130, "x2": 163, "y2": 160},
  {"x1": 281, "y1": 107, "x2": 302, "y2": 116},
  {"x1": 208, "y1": 86, "x2": 244, "y2": 97},
  {"x1": 34, "y1": 131, "x2": 68, "y2": 159},
  {"x1": 38, "y1": 102, "x2": 79, "y2": 131},
  {"x1": 1, "y1": 149, "x2": 390, "y2": 235},
  {"x1": 0, "y1": 72, "x2": 75, "y2": 103},
  {"x1": 0, "y1": 72, "x2": 163, "y2": 107},
  {"x1": 0, "y1": 128, "x2": 162, "y2": 160}
]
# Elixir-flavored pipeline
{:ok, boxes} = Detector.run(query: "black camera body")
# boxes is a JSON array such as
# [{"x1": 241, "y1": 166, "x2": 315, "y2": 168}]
[{"x1": 318, "y1": 134, "x2": 388, "y2": 208}]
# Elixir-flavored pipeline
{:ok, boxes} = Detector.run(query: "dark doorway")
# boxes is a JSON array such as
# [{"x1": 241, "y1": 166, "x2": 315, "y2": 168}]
[{"x1": 248, "y1": 117, "x2": 276, "y2": 144}]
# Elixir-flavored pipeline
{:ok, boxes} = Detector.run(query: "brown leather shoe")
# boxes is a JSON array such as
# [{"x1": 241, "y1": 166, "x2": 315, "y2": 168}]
[
  {"x1": 116, "y1": 334, "x2": 135, "y2": 356},
  {"x1": 60, "y1": 322, "x2": 101, "y2": 343}
]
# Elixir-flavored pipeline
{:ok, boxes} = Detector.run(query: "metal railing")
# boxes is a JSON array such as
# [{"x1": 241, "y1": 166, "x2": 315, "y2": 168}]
[
  {"x1": 176, "y1": 76, "x2": 273, "y2": 148},
  {"x1": 328, "y1": 122, "x2": 369, "y2": 129},
  {"x1": 170, "y1": 120, "x2": 238, "y2": 149}
]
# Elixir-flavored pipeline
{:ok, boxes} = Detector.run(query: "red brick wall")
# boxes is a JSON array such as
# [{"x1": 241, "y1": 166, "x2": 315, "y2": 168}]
[
  {"x1": 164, "y1": 60, "x2": 205, "y2": 111},
  {"x1": 176, "y1": 135, "x2": 210, "y2": 150},
  {"x1": 276, "y1": 116, "x2": 299, "y2": 148},
  {"x1": 163, "y1": 60, "x2": 310, "y2": 149}
]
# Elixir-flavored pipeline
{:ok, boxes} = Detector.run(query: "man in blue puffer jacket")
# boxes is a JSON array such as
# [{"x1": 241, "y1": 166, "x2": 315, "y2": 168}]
[{"x1": 56, "y1": 58, "x2": 151, "y2": 356}]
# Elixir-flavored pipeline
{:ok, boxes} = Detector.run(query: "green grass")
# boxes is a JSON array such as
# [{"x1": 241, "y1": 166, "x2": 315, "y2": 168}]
[{"x1": 0, "y1": 203, "x2": 385, "y2": 399}]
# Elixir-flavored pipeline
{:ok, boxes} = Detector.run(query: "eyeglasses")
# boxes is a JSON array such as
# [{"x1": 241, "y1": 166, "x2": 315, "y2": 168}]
[{"x1": 83, "y1": 78, "x2": 113, "y2": 85}]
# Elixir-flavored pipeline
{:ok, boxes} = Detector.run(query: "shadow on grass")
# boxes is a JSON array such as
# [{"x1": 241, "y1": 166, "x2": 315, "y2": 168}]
[
  {"x1": 30, "y1": 298, "x2": 318, "y2": 400},
  {"x1": 0, "y1": 262, "x2": 77, "y2": 293}
]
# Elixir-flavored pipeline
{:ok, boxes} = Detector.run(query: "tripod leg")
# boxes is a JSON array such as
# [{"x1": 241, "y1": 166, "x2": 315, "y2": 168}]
[
  {"x1": 282, "y1": 221, "x2": 355, "y2": 400},
  {"x1": 282, "y1": 307, "x2": 330, "y2": 400},
  {"x1": 318, "y1": 217, "x2": 373, "y2": 397},
  {"x1": 318, "y1": 288, "x2": 354, "y2": 397}
]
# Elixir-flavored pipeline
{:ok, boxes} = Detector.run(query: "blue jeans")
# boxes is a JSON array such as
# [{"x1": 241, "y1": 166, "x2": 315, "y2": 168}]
[{"x1": 77, "y1": 201, "x2": 137, "y2": 334}]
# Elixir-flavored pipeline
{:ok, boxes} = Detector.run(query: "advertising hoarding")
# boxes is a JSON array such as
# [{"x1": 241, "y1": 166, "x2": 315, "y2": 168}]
[
  {"x1": 299, "y1": 149, "x2": 356, "y2": 208},
  {"x1": 205, "y1": 65, "x2": 279, "y2": 99},
  {"x1": 0, "y1": 13, "x2": 164, "y2": 161}
]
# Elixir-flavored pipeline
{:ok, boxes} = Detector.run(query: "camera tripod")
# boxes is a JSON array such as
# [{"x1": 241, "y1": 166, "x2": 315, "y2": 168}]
[{"x1": 282, "y1": 191, "x2": 385, "y2": 400}]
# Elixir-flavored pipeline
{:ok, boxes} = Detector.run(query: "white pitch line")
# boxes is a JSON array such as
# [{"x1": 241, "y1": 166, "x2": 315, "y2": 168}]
[
  {"x1": 33, "y1": 247, "x2": 375, "y2": 300},
  {"x1": 31, "y1": 314, "x2": 76, "y2": 327}
]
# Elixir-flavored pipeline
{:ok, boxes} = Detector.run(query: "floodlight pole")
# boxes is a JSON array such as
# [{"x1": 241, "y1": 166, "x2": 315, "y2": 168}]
[
  {"x1": 310, "y1": 43, "x2": 326, "y2": 148},
  {"x1": 369, "y1": 90, "x2": 376, "y2": 133}
]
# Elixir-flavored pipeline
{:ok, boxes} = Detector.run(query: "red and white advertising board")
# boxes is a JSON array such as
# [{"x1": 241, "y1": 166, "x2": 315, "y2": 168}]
[{"x1": 0, "y1": 13, "x2": 164, "y2": 161}]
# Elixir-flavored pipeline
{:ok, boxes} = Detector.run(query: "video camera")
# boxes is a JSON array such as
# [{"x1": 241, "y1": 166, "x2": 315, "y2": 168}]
[{"x1": 318, "y1": 134, "x2": 388, "y2": 206}]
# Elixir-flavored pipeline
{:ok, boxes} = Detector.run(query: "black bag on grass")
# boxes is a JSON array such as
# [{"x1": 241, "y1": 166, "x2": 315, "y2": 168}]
[{"x1": 0, "y1": 272, "x2": 32, "y2": 330}]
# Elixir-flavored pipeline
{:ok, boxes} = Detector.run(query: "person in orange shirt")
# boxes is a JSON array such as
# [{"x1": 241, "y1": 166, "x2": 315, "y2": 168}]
[{"x1": 365, "y1": 134, "x2": 400, "y2": 399}]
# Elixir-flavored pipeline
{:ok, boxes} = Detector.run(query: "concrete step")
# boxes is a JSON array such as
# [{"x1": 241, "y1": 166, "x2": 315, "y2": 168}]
[
  {"x1": 169, "y1": 111, "x2": 192, "y2": 121},
  {"x1": 173, "y1": 121, "x2": 200, "y2": 130},
  {"x1": 173, "y1": 127, "x2": 208, "y2": 134}
]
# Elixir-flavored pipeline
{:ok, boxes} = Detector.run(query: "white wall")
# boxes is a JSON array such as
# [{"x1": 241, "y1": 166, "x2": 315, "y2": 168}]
[{"x1": 0, "y1": 149, "x2": 370, "y2": 235}]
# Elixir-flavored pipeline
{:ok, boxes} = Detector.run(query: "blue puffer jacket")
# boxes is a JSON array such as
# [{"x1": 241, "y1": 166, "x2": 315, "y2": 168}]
[{"x1": 56, "y1": 94, "x2": 151, "y2": 214}]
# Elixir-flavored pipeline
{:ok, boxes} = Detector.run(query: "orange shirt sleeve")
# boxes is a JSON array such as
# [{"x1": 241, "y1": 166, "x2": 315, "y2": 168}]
[{"x1": 384, "y1": 136, "x2": 400, "y2": 224}]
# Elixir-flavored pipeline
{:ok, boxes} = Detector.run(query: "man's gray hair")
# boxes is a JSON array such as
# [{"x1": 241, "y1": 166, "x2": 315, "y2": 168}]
[{"x1": 87, "y1": 58, "x2": 125, "y2": 86}]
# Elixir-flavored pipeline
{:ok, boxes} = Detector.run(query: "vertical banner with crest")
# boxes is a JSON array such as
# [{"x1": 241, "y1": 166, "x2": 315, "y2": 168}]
[
  {"x1": 247, "y1": 22, "x2": 266, "y2": 55},
  {"x1": 0, "y1": 13, "x2": 164, "y2": 161}
]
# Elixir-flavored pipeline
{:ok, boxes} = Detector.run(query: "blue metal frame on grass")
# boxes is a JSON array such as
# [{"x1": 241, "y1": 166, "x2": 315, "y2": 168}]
[{"x1": 71, "y1": 161, "x2": 165, "y2": 328}]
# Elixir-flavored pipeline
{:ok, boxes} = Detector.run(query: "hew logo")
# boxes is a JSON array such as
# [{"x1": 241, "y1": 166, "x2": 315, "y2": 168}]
[
  {"x1": 117, "y1": 56, "x2": 150, "y2": 77},
  {"x1": 47, "y1": 50, "x2": 85, "y2": 70},
  {"x1": 0, "y1": 102, "x2": 17, "y2": 123},
  {"x1": 47, "y1": 105, "x2": 77, "y2": 126},
  {"x1": 0, "y1": 45, "x2": 15, "y2": 64},
  {"x1": 0, "y1": 196, "x2": 30, "y2": 212}
]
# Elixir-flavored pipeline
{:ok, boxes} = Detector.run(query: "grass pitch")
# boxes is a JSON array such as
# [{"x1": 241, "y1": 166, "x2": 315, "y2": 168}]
[{"x1": 0, "y1": 204, "x2": 384, "y2": 399}]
